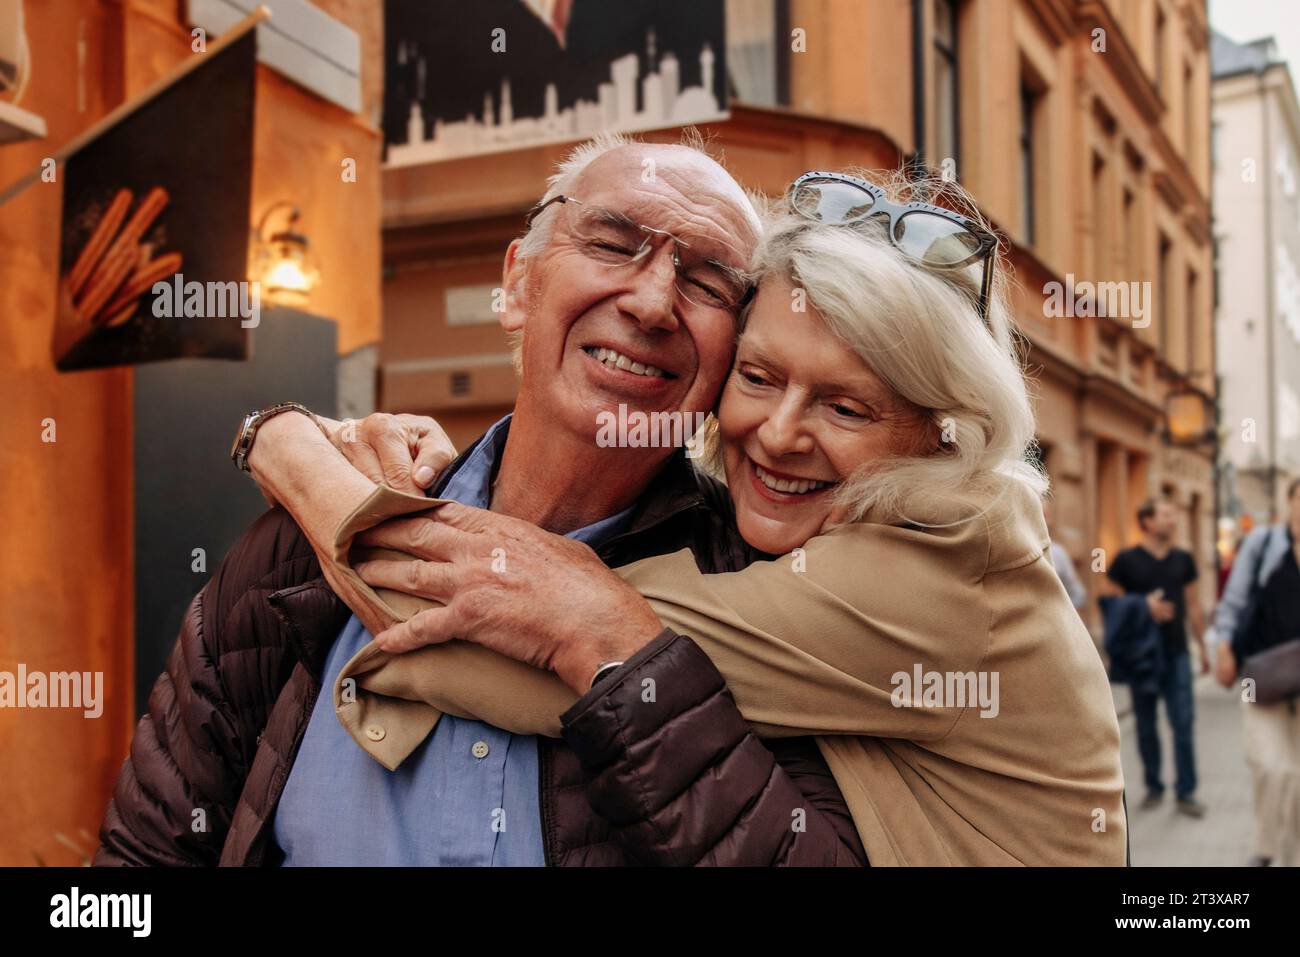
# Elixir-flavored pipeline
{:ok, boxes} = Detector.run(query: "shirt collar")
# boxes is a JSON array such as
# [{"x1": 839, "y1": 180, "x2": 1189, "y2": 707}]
[
  {"x1": 438, "y1": 413, "x2": 635, "y2": 548},
  {"x1": 438, "y1": 413, "x2": 512, "y2": 510}
]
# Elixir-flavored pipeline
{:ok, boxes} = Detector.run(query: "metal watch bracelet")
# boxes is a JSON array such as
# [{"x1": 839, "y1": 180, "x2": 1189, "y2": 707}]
[{"x1": 230, "y1": 401, "x2": 324, "y2": 473}]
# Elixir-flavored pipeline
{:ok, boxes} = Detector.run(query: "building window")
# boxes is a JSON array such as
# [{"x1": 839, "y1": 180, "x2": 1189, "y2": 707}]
[
  {"x1": 1097, "y1": 440, "x2": 1124, "y2": 557},
  {"x1": 933, "y1": 0, "x2": 960, "y2": 175},
  {"x1": 1157, "y1": 232, "x2": 1171, "y2": 353},
  {"x1": 726, "y1": 0, "x2": 789, "y2": 107},
  {"x1": 1186, "y1": 267, "x2": 1199, "y2": 372},
  {"x1": 1020, "y1": 79, "x2": 1040, "y2": 246},
  {"x1": 1184, "y1": 61, "x2": 1195, "y2": 157},
  {"x1": 1092, "y1": 151, "x2": 1108, "y2": 283},
  {"x1": 1122, "y1": 187, "x2": 1136, "y2": 278}
]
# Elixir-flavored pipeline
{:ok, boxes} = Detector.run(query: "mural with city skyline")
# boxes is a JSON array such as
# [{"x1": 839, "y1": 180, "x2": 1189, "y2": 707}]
[{"x1": 382, "y1": 0, "x2": 727, "y2": 166}]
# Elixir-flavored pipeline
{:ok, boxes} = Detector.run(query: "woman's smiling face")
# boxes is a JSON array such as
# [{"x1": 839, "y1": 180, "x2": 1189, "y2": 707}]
[{"x1": 719, "y1": 277, "x2": 936, "y2": 554}]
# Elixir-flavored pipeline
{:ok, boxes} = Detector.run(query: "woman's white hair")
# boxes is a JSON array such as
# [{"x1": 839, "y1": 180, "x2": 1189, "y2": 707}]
[{"x1": 703, "y1": 169, "x2": 1046, "y2": 527}]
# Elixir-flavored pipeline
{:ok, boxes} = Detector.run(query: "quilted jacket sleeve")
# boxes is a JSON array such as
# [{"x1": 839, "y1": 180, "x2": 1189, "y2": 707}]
[
  {"x1": 561, "y1": 628, "x2": 867, "y2": 866},
  {"x1": 95, "y1": 508, "x2": 316, "y2": 866}
]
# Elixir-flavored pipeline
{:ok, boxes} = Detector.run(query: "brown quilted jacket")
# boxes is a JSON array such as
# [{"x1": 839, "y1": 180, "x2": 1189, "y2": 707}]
[{"x1": 95, "y1": 446, "x2": 866, "y2": 866}]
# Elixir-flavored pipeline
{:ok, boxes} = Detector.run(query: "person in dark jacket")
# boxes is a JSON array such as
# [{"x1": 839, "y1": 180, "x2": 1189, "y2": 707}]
[
  {"x1": 1101, "y1": 593, "x2": 1166, "y2": 696},
  {"x1": 95, "y1": 135, "x2": 866, "y2": 867},
  {"x1": 1212, "y1": 478, "x2": 1300, "y2": 866}
]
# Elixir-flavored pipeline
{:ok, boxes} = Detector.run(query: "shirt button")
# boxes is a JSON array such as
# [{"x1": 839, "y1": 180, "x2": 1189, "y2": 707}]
[
  {"x1": 365, "y1": 724, "x2": 386, "y2": 742},
  {"x1": 471, "y1": 740, "x2": 490, "y2": 759}
]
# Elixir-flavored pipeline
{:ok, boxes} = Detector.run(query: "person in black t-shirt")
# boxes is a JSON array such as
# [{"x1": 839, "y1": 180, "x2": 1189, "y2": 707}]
[{"x1": 1104, "y1": 497, "x2": 1207, "y2": 818}]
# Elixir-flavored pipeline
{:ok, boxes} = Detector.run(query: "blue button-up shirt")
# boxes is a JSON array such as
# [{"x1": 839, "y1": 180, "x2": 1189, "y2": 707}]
[{"x1": 274, "y1": 415, "x2": 634, "y2": 865}]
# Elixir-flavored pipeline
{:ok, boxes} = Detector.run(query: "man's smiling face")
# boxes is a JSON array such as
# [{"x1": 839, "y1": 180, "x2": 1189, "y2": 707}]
[{"x1": 501, "y1": 144, "x2": 759, "y2": 452}]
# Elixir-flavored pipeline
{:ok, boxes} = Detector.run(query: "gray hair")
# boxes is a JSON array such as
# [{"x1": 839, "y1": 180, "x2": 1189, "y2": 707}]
[
  {"x1": 504, "y1": 133, "x2": 638, "y2": 368},
  {"x1": 515, "y1": 131, "x2": 637, "y2": 260},
  {"x1": 702, "y1": 169, "x2": 1047, "y2": 527}
]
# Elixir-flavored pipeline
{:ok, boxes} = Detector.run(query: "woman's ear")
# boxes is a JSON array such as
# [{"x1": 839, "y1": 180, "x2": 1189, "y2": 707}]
[{"x1": 499, "y1": 239, "x2": 528, "y2": 334}]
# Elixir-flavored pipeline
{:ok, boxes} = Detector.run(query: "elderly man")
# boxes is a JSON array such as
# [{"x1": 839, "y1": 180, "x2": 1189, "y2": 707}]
[{"x1": 95, "y1": 135, "x2": 866, "y2": 866}]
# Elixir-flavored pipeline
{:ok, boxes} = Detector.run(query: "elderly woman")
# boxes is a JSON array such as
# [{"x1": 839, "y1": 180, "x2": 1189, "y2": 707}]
[{"x1": 254, "y1": 171, "x2": 1127, "y2": 866}]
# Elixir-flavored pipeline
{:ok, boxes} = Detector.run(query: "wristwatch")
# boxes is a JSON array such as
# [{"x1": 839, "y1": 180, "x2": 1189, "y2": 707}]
[
  {"x1": 589, "y1": 659, "x2": 626, "y2": 690},
  {"x1": 230, "y1": 402, "x2": 319, "y2": 472}
]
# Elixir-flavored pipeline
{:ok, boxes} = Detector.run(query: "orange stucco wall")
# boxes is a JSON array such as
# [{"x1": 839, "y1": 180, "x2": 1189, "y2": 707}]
[{"x1": 0, "y1": 0, "x2": 381, "y2": 865}]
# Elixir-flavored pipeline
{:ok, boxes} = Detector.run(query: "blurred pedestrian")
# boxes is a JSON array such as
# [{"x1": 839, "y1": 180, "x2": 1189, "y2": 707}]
[
  {"x1": 1044, "y1": 499, "x2": 1087, "y2": 611},
  {"x1": 1103, "y1": 497, "x2": 1208, "y2": 818},
  {"x1": 1213, "y1": 478, "x2": 1300, "y2": 866}
]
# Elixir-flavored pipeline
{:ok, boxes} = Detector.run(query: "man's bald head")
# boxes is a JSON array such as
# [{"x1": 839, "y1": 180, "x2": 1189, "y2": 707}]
[{"x1": 517, "y1": 134, "x2": 761, "y2": 261}]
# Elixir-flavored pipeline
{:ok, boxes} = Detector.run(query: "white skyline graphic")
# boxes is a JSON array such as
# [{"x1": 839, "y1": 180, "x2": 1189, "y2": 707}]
[{"x1": 387, "y1": 29, "x2": 726, "y2": 167}]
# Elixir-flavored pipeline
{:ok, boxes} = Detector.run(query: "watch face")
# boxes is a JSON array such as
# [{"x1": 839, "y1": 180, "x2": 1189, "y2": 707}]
[{"x1": 231, "y1": 412, "x2": 257, "y2": 462}]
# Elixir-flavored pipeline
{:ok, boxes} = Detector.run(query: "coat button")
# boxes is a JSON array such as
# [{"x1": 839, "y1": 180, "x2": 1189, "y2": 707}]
[
  {"x1": 365, "y1": 724, "x2": 386, "y2": 742},
  {"x1": 471, "y1": 740, "x2": 490, "y2": 759}
]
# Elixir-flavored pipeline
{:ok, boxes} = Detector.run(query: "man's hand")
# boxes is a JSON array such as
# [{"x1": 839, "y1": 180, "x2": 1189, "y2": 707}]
[
  {"x1": 1214, "y1": 641, "x2": 1237, "y2": 689},
  {"x1": 316, "y1": 413, "x2": 455, "y2": 494},
  {"x1": 1146, "y1": 589, "x2": 1176, "y2": 624},
  {"x1": 353, "y1": 502, "x2": 663, "y2": 694}
]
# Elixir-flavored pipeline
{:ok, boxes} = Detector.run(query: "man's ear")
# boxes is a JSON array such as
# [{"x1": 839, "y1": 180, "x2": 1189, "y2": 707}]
[{"x1": 500, "y1": 239, "x2": 528, "y2": 334}]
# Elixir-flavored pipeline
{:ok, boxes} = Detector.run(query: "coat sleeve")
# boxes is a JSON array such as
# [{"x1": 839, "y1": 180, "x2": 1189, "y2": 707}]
[
  {"x1": 615, "y1": 526, "x2": 992, "y2": 742},
  {"x1": 561, "y1": 628, "x2": 867, "y2": 866},
  {"x1": 95, "y1": 508, "x2": 314, "y2": 866}
]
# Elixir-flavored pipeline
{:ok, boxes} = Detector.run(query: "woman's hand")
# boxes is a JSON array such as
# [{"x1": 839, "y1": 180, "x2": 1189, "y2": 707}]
[
  {"x1": 240, "y1": 409, "x2": 455, "y2": 639},
  {"x1": 314, "y1": 413, "x2": 456, "y2": 495},
  {"x1": 249, "y1": 412, "x2": 455, "y2": 508},
  {"x1": 354, "y1": 503, "x2": 664, "y2": 694}
]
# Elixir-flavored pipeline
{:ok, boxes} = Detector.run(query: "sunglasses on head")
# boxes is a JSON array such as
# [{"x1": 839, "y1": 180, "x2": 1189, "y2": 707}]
[{"x1": 786, "y1": 171, "x2": 998, "y2": 323}]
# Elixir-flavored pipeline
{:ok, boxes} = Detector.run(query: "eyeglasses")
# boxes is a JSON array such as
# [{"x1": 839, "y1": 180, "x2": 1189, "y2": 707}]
[
  {"x1": 524, "y1": 194, "x2": 755, "y2": 313},
  {"x1": 786, "y1": 171, "x2": 998, "y2": 323}
]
